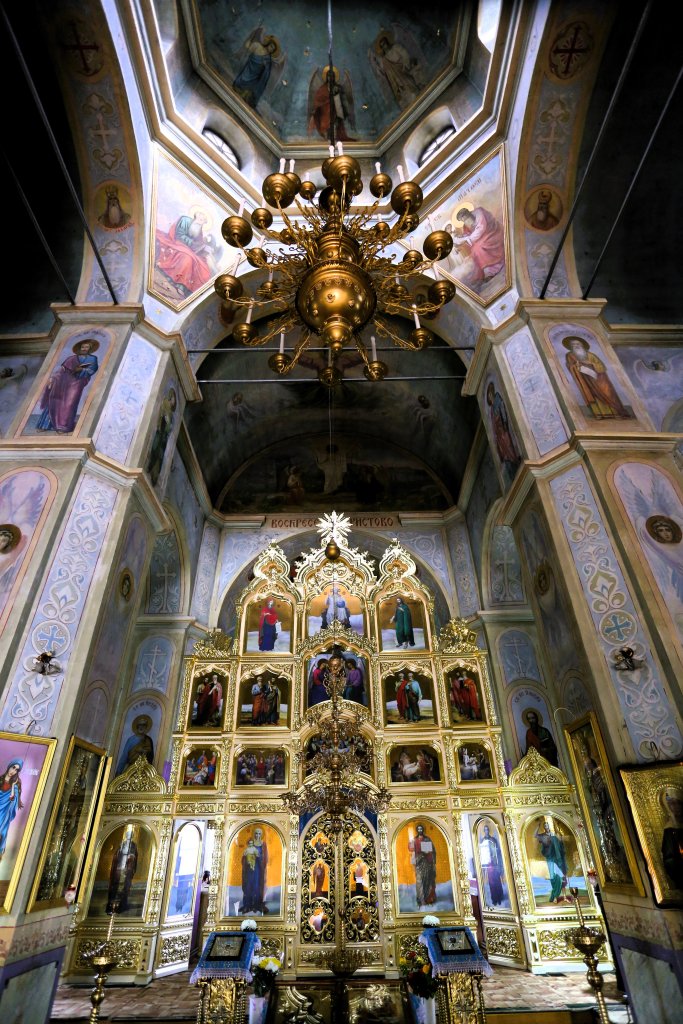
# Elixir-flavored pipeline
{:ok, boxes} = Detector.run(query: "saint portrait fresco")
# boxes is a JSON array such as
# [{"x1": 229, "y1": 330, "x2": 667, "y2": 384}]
[
  {"x1": 22, "y1": 333, "x2": 111, "y2": 436},
  {"x1": 475, "y1": 818, "x2": 512, "y2": 911},
  {"x1": 484, "y1": 375, "x2": 523, "y2": 489},
  {"x1": 188, "y1": 669, "x2": 227, "y2": 730},
  {"x1": 522, "y1": 707, "x2": 559, "y2": 767},
  {"x1": 238, "y1": 670, "x2": 290, "y2": 727},
  {"x1": 456, "y1": 743, "x2": 493, "y2": 783},
  {"x1": 225, "y1": 822, "x2": 283, "y2": 917},
  {"x1": 547, "y1": 326, "x2": 633, "y2": 421},
  {"x1": 447, "y1": 666, "x2": 485, "y2": 725},
  {"x1": 244, "y1": 595, "x2": 293, "y2": 654},
  {"x1": 150, "y1": 152, "x2": 230, "y2": 311},
  {"x1": 180, "y1": 747, "x2": 219, "y2": 787},
  {"x1": 307, "y1": 584, "x2": 364, "y2": 637},
  {"x1": 524, "y1": 815, "x2": 588, "y2": 908},
  {"x1": 438, "y1": 149, "x2": 509, "y2": 306},
  {"x1": 308, "y1": 66, "x2": 355, "y2": 141},
  {"x1": 234, "y1": 748, "x2": 287, "y2": 786},
  {"x1": 146, "y1": 385, "x2": 177, "y2": 487},
  {"x1": 233, "y1": 26, "x2": 286, "y2": 109},
  {"x1": 384, "y1": 669, "x2": 435, "y2": 725},
  {"x1": 389, "y1": 744, "x2": 441, "y2": 783},
  {"x1": 394, "y1": 819, "x2": 455, "y2": 914},
  {"x1": 378, "y1": 595, "x2": 427, "y2": 651},
  {"x1": 306, "y1": 651, "x2": 368, "y2": 709},
  {"x1": 88, "y1": 823, "x2": 155, "y2": 918},
  {"x1": 114, "y1": 699, "x2": 162, "y2": 777},
  {"x1": 0, "y1": 469, "x2": 55, "y2": 629}
]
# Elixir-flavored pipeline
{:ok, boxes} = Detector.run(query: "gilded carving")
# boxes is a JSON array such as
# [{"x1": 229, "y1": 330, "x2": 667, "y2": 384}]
[
  {"x1": 537, "y1": 929, "x2": 583, "y2": 960},
  {"x1": 75, "y1": 938, "x2": 141, "y2": 970},
  {"x1": 159, "y1": 932, "x2": 191, "y2": 965},
  {"x1": 435, "y1": 618, "x2": 479, "y2": 655},
  {"x1": 107, "y1": 756, "x2": 168, "y2": 794},
  {"x1": 485, "y1": 926, "x2": 521, "y2": 959},
  {"x1": 508, "y1": 747, "x2": 569, "y2": 787},
  {"x1": 192, "y1": 630, "x2": 234, "y2": 659}
]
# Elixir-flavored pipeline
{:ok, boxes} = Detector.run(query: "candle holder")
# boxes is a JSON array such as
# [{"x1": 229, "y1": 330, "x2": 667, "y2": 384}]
[
  {"x1": 87, "y1": 951, "x2": 118, "y2": 1024},
  {"x1": 564, "y1": 887, "x2": 610, "y2": 1024}
]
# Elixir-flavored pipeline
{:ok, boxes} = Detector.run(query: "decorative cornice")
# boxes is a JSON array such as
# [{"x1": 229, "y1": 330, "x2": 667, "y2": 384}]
[
  {"x1": 107, "y1": 756, "x2": 169, "y2": 794},
  {"x1": 135, "y1": 318, "x2": 201, "y2": 402},
  {"x1": 516, "y1": 298, "x2": 607, "y2": 324},
  {"x1": 51, "y1": 302, "x2": 144, "y2": 326}
]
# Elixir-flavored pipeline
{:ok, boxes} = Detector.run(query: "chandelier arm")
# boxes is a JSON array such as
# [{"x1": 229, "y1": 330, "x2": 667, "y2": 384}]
[
  {"x1": 239, "y1": 312, "x2": 298, "y2": 347},
  {"x1": 373, "y1": 315, "x2": 423, "y2": 351},
  {"x1": 352, "y1": 336, "x2": 372, "y2": 369},
  {"x1": 283, "y1": 329, "x2": 313, "y2": 371}
]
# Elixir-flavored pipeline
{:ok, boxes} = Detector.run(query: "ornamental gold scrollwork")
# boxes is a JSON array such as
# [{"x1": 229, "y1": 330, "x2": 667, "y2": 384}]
[
  {"x1": 107, "y1": 757, "x2": 168, "y2": 794},
  {"x1": 159, "y1": 933, "x2": 191, "y2": 965},
  {"x1": 75, "y1": 938, "x2": 141, "y2": 970},
  {"x1": 342, "y1": 814, "x2": 380, "y2": 943},
  {"x1": 300, "y1": 813, "x2": 336, "y2": 945},
  {"x1": 435, "y1": 618, "x2": 479, "y2": 655},
  {"x1": 453, "y1": 814, "x2": 474, "y2": 913},
  {"x1": 503, "y1": 811, "x2": 531, "y2": 915},
  {"x1": 485, "y1": 926, "x2": 521, "y2": 959},
  {"x1": 508, "y1": 747, "x2": 569, "y2": 787},
  {"x1": 538, "y1": 929, "x2": 583, "y2": 960},
  {"x1": 227, "y1": 801, "x2": 284, "y2": 813},
  {"x1": 378, "y1": 813, "x2": 394, "y2": 927},
  {"x1": 296, "y1": 623, "x2": 377, "y2": 658},
  {"x1": 192, "y1": 629, "x2": 234, "y2": 659},
  {"x1": 104, "y1": 801, "x2": 173, "y2": 815}
]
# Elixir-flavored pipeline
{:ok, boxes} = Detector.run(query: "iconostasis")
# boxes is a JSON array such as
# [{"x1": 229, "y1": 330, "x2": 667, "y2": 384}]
[{"x1": 65, "y1": 535, "x2": 606, "y2": 983}]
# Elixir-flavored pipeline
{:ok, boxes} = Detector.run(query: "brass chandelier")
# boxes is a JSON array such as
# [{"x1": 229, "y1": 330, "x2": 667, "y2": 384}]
[
  {"x1": 280, "y1": 646, "x2": 391, "y2": 832},
  {"x1": 214, "y1": 153, "x2": 456, "y2": 386}
]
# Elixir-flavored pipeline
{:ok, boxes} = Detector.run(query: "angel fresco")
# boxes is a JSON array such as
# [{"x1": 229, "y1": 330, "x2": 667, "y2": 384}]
[
  {"x1": 233, "y1": 26, "x2": 286, "y2": 110},
  {"x1": 368, "y1": 27, "x2": 425, "y2": 108},
  {"x1": 308, "y1": 66, "x2": 355, "y2": 142}
]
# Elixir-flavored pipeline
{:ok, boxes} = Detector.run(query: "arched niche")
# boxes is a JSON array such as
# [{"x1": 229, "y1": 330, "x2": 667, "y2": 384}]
[
  {"x1": 86, "y1": 821, "x2": 156, "y2": 921},
  {"x1": 162, "y1": 821, "x2": 203, "y2": 921}
]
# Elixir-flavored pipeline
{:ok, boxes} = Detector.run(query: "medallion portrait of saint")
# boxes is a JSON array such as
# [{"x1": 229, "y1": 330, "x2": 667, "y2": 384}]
[
  {"x1": 378, "y1": 595, "x2": 427, "y2": 651},
  {"x1": 383, "y1": 669, "x2": 434, "y2": 725},
  {"x1": 225, "y1": 823, "x2": 283, "y2": 918},
  {"x1": 238, "y1": 671, "x2": 289, "y2": 728},
  {"x1": 244, "y1": 595, "x2": 293, "y2": 654},
  {"x1": 188, "y1": 670, "x2": 226, "y2": 730},
  {"x1": 394, "y1": 819, "x2": 455, "y2": 914}
]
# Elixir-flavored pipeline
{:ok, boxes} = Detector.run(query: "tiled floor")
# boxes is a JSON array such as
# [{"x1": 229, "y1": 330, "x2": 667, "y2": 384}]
[{"x1": 52, "y1": 967, "x2": 628, "y2": 1021}]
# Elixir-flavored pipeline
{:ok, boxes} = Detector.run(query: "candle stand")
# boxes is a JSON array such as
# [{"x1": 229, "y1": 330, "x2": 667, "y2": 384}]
[{"x1": 564, "y1": 887, "x2": 611, "y2": 1024}]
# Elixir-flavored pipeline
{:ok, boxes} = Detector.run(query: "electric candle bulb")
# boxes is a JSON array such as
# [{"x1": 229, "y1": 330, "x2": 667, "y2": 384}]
[
  {"x1": 279, "y1": 158, "x2": 286, "y2": 173},
  {"x1": 268, "y1": 268, "x2": 273, "y2": 282},
  {"x1": 375, "y1": 162, "x2": 381, "y2": 174},
  {"x1": 433, "y1": 265, "x2": 441, "y2": 280},
  {"x1": 329, "y1": 145, "x2": 335, "y2": 158},
  {"x1": 412, "y1": 304, "x2": 420, "y2": 330},
  {"x1": 246, "y1": 299, "x2": 254, "y2": 324},
  {"x1": 395, "y1": 274, "x2": 400, "y2": 286},
  {"x1": 370, "y1": 335, "x2": 377, "y2": 361},
  {"x1": 427, "y1": 216, "x2": 435, "y2": 234},
  {"x1": 279, "y1": 332, "x2": 285, "y2": 354},
  {"x1": 397, "y1": 165, "x2": 405, "y2": 183},
  {"x1": 337, "y1": 142, "x2": 344, "y2": 156},
  {"x1": 238, "y1": 200, "x2": 245, "y2": 219},
  {"x1": 289, "y1": 159, "x2": 295, "y2": 172}
]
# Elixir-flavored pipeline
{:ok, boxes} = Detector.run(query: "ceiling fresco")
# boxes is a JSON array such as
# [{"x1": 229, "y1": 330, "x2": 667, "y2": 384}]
[
  {"x1": 185, "y1": 317, "x2": 477, "y2": 512},
  {"x1": 185, "y1": 0, "x2": 462, "y2": 146}
]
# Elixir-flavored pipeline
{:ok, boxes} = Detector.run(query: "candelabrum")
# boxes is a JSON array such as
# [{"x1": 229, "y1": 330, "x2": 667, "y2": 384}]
[
  {"x1": 564, "y1": 887, "x2": 610, "y2": 1024},
  {"x1": 215, "y1": 149, "x2": 457, "y2": 385},
  {"x1": 86, "y1": 902, "x2": 119, "y2": 1023},
  {"x1": 280, "y1": 646, "x2": 391, "y2": 832}
]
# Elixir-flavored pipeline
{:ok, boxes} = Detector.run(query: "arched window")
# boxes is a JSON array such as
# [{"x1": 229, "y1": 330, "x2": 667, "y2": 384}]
[
  {"x1": 418, "y1": 125, "x2": 456, "y2": 167},
  {"x1": 202, "y1": 127, "x2": 240, "y2": 169}
]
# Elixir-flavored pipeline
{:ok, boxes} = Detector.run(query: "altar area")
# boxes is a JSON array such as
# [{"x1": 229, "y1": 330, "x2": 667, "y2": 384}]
[{"x1": 60, "y1": 520, "x2": 613, "y2": 1009}]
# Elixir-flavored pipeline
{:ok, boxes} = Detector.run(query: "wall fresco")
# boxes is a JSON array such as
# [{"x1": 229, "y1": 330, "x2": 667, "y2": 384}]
[
  {"x1": 614, "y1": 345, "x2": 683, "y2": 430},
  {"x1": 94, "y1": 334, "x2": 161, "y2": 463}
]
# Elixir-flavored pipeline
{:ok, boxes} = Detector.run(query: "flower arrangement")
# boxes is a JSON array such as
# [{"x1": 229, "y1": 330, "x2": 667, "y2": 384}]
[
  {"x1": 241, "y1": 919, "x2": 258, "y2": 931},
  {"x1": 421, "y1": 914, "x2": 440, "y2": 927},
  {"x1": 250, "y1": 955, "x2": 281, "y2": 997},
  {"x1": 398, "y1": 946, "x2": 438, "y2": 999}
]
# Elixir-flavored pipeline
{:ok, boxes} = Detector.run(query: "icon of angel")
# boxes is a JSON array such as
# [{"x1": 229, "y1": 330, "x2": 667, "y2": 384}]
[
  {"x1": 232, "y1": 26, "x2": 287, "y2": 110},
  {"x1": 368, "y1": 25, "x2": 425, "y2": 108},
  {"x1": 308, "y1": 65, "x2": 355, "y2": 141}
]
